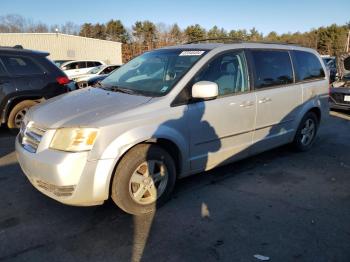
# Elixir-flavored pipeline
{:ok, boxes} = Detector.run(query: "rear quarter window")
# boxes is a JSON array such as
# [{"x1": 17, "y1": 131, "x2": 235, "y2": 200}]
[
  {"x1": 251, "y1": 50, "x2": 293, "y2": 89},
  {"x1": 86, "y1": 61, "x2": 101, "y2": 67},
  {"x1": 293, "y1": 51, "x2": 325, "y2": 81},
  {"x1": 0, "y1": 55, "x2": 44, "y2": 76}
]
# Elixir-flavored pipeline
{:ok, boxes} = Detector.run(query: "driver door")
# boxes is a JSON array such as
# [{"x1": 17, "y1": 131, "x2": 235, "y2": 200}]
[{"x1": 187, "y1": 50, "x2": 257, "y2": 172}]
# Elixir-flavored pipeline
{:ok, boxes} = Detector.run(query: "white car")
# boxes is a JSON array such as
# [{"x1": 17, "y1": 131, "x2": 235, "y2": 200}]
[
  {"x1": 72, "y1": 65, "x2": 120, "y2": 83},
  {"x1": 61, "y1": 60, "x2": 105, "y2": 79}
]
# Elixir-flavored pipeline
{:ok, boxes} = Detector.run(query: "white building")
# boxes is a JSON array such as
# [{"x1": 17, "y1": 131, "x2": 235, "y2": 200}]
[{"x1": 0, "y1": 33, "x2": 122, "y2": 65}]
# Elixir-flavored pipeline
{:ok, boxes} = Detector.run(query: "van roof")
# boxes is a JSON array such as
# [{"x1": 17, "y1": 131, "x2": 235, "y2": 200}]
[{"x1": 161, "y1": 42, "x2": 316, "y2": 53}]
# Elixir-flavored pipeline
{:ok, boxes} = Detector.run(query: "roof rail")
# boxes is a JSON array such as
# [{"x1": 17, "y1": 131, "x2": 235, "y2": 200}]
[
  {"x1": 185, "y1": 37, "x2": 242, "y2": 44},
  {"x1": 185, "y1": 37, "x2": 300, "y2": 46}
]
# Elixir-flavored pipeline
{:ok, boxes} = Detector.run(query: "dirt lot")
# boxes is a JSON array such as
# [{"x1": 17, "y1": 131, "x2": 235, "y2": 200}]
[{"x1": 0, "y1": 111, "x2": 349, "y2": 262}]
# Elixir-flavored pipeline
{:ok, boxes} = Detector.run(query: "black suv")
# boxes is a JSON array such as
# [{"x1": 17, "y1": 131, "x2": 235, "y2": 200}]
[{"x1": 0, "y1": 46, "x2": 71, "y2": 130}]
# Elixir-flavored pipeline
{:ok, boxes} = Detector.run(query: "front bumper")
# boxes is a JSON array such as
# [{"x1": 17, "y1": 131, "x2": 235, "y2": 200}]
[{"x1": 16, "y1": 137, "x2": 115, "y2": 206}]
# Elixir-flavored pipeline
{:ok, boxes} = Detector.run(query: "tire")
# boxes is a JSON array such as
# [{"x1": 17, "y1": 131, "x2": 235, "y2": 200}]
[
  {"x1": 111, "y1": 144, "x2": 176, "y2": 215},
  {"x1": 7, "y1": 100, "x2": 37, "y2": 130},
  {"x1": 292, "y1": 111, "x2": 319, "y2": 152}
]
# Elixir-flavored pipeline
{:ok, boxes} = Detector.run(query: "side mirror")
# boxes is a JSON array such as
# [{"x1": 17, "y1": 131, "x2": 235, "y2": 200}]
[
  {"x1": 192, "y1": 81, "x2": 218, "y2": 100},
  {"x1": 62, "y1": 66, "x2": 67, "y2": 70}
]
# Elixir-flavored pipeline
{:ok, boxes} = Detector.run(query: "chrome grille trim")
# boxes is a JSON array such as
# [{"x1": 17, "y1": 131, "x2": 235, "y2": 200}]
[{"x1": 20, "y1": 122, "x2": 47, "y2": 153}]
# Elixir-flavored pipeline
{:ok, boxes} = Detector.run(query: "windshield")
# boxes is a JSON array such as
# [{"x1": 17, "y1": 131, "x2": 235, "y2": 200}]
[
  {"x1": 101, "y1": 49, "x2": 207, "y2": 96},
  {"x1": 88, "y1": 65, "x2": 104, "y2": 74}
]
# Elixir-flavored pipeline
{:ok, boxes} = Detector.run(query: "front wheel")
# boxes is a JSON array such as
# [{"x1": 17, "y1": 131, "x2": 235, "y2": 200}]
[
  {"x1": 292, "y1": 112, "x2": 319, "y2": 152},
  {"x1": 7, "y1": 100, "x2": 37, "y2": 130},
  {"x1": 111, "y1": 144, "x2": 176, "y2": 215}
]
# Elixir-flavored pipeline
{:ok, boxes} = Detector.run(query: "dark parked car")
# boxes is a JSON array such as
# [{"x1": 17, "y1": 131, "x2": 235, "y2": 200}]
[
  {"x1": 329, "y1": 55, "x2": 350, "y2": 111},
  {"x1": 0, "y1": 46, "x2": 71, "y2": 129},
  {"x1": 330, "y1": 87, "x2": 350, "y2": 110}
]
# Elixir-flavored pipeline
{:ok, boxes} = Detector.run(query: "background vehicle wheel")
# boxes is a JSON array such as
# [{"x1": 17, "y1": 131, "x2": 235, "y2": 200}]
[
  {"x1": 111, "y1": 144, "x2": 176, "y2": 215},
  {"x1": 292, "y1": 111, "x2": 319, "y2": 152},
  {"x1": 7, "y1": 100, "x2": 37, "y2": 130}
]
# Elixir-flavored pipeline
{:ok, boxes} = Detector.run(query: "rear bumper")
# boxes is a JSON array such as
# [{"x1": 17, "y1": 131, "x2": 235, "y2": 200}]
[
  {"x1": 329, "y1": 101, "x2": 350, "y2": 111},
  {"x1": 16, "y1": 137, "x2": 115, "y2": 206}
]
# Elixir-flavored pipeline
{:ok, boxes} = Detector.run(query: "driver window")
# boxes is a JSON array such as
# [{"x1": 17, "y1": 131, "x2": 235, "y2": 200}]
[{"x1": 194, "y1": 51, "x2": 249, "y2": 96}]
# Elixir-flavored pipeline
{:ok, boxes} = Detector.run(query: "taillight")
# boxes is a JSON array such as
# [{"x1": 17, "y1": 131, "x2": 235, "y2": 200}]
[{"x1": 56, "y1": 76, "x2": 70, "y2": 85}]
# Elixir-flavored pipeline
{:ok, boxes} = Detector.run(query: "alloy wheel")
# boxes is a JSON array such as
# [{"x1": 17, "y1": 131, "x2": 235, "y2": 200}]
[
  {"x1": 300, "y1": 118, "x2": 316, "y2": 146},
  {"x1": 129, "y1": 160, "x2": 168, "y2": 205}
]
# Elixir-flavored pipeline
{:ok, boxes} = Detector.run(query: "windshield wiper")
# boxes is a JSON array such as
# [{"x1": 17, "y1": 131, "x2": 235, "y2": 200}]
[{"x1": 103, "y1": 85, "x2": 139, "y2": 95}]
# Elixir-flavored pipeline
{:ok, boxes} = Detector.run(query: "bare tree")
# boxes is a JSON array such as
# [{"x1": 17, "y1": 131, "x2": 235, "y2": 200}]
[
  {"x1": 0, "y1": 14, "x2": 26, "y2": 32},
  {"x1": 61, "y1": 21, "x2": 80, "y2": 35}
]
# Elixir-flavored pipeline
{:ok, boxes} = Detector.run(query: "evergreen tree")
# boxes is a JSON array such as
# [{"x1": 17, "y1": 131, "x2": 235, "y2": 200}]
[{"x1": 184, "y1": 24, "x2": 206, "y2": 42}]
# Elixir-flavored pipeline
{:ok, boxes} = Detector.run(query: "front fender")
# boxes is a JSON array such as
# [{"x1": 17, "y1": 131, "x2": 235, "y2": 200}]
[
  {"x1": 92, "y1": 123, "x2": 190, "y2": 201},
  {"x1": 100, "y1": 124, "x2": 189, "y2": 162}
]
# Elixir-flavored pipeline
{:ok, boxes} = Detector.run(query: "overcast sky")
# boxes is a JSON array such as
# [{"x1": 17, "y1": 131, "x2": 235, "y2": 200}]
[{"x1": 2, "y1": 0, "x2": 350, "y2": 34}]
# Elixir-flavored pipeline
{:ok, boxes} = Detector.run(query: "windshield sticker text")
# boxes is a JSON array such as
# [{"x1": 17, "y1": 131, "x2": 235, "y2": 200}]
[{"x1": 179, "y1": 51, "x2": 205, "y2": 56}]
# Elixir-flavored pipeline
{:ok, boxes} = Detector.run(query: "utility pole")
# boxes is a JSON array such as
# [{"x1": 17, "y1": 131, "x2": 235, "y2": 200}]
[{"x1": 346, "y1": 29, "x2": 350, "y2": 53}]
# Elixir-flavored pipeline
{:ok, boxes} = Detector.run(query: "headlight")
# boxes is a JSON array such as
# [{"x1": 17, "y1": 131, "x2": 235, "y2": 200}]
[{"x1": 50, "y1": 128, "x2": 99, "y2": 152}]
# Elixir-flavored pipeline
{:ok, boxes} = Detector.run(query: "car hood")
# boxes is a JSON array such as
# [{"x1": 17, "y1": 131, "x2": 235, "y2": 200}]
[{"x1": 28, "y1": 87, "x2": 152, "y2": 128}]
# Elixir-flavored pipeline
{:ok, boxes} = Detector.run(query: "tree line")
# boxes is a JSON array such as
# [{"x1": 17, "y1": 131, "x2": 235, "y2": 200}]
[
  {"x1": 79, "y1": 21, "x2": 350, "y2": 57},
  {"x1": 1, "y1": 14, "x2": 349, "y2": 61}
]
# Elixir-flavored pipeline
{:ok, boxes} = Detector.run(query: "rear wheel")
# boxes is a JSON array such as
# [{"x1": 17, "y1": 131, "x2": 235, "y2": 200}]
[
  {"x1": 7, "y1": 100, "x2": 37, "y2": 130},
  {"x1": 292, "y1": 112, "x2": 319, "y2": 151},
  {"x1": 111, "y1": 144, "x2": 176, "y2": 215}
]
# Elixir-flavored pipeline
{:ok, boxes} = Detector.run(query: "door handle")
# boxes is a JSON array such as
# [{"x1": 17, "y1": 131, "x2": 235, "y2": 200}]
[
  {"x1": 239, "y1": 101, "x2": 254, "y2": 108},
  {"x1": 258, "y1": 97, "x2": 272, "y2": 104}
]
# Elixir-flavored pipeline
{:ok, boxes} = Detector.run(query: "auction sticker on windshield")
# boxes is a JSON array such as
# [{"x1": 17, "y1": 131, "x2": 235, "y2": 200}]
[{"x1": 179, "y1": 51, "x2": 205, "y2": 56}]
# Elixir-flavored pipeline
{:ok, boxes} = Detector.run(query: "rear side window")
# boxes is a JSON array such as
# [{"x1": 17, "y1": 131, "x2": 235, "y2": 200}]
[
  {"x1": 86, "y1": 61, "x2": 96, "y2": 67},
  {"x1": 293, "y1": 51, "x2": 325, "y2": 81},
  {"x1": 0, "y1": 56, "x2": 44, "y2": 76},
  {"x1": 251, "y1": 50, "x2": 293, "y2": 89},
  {"x1": 78, "y1": 62, "x2": 87, "y2": 68}
]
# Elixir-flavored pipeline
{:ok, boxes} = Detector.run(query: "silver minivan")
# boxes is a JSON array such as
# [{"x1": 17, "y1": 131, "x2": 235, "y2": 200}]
[{"x1": 16, "y1": 42, "x2": 329, "y2": 215}]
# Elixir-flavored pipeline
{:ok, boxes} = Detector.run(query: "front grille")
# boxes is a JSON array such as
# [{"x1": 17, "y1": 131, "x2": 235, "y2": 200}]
[
  {"x1": 19, "y1": 122, "x2": 46, "y2": 153},
  {"x1": 36, "y1": 180, "x2": 75, "y2": 197},
  {"x1": 331, "y1": 93, "x2": 350, "y2": 105}
]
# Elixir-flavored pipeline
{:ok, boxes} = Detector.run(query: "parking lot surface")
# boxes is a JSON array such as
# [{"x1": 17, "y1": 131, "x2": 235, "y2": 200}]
[{"x1": 0, "y1": 111, "x2": 349, "y2": 262}]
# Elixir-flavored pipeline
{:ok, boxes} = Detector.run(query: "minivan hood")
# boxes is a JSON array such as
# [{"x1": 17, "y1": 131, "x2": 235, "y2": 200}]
[{"x1": 28, "y1": 87, "x2": 152, "y2": 128}]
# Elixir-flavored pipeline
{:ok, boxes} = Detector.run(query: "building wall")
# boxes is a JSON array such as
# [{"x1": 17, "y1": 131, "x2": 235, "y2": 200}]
[{"x1": 0, "y1": 33, "x2": 122, "y2": 64}]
